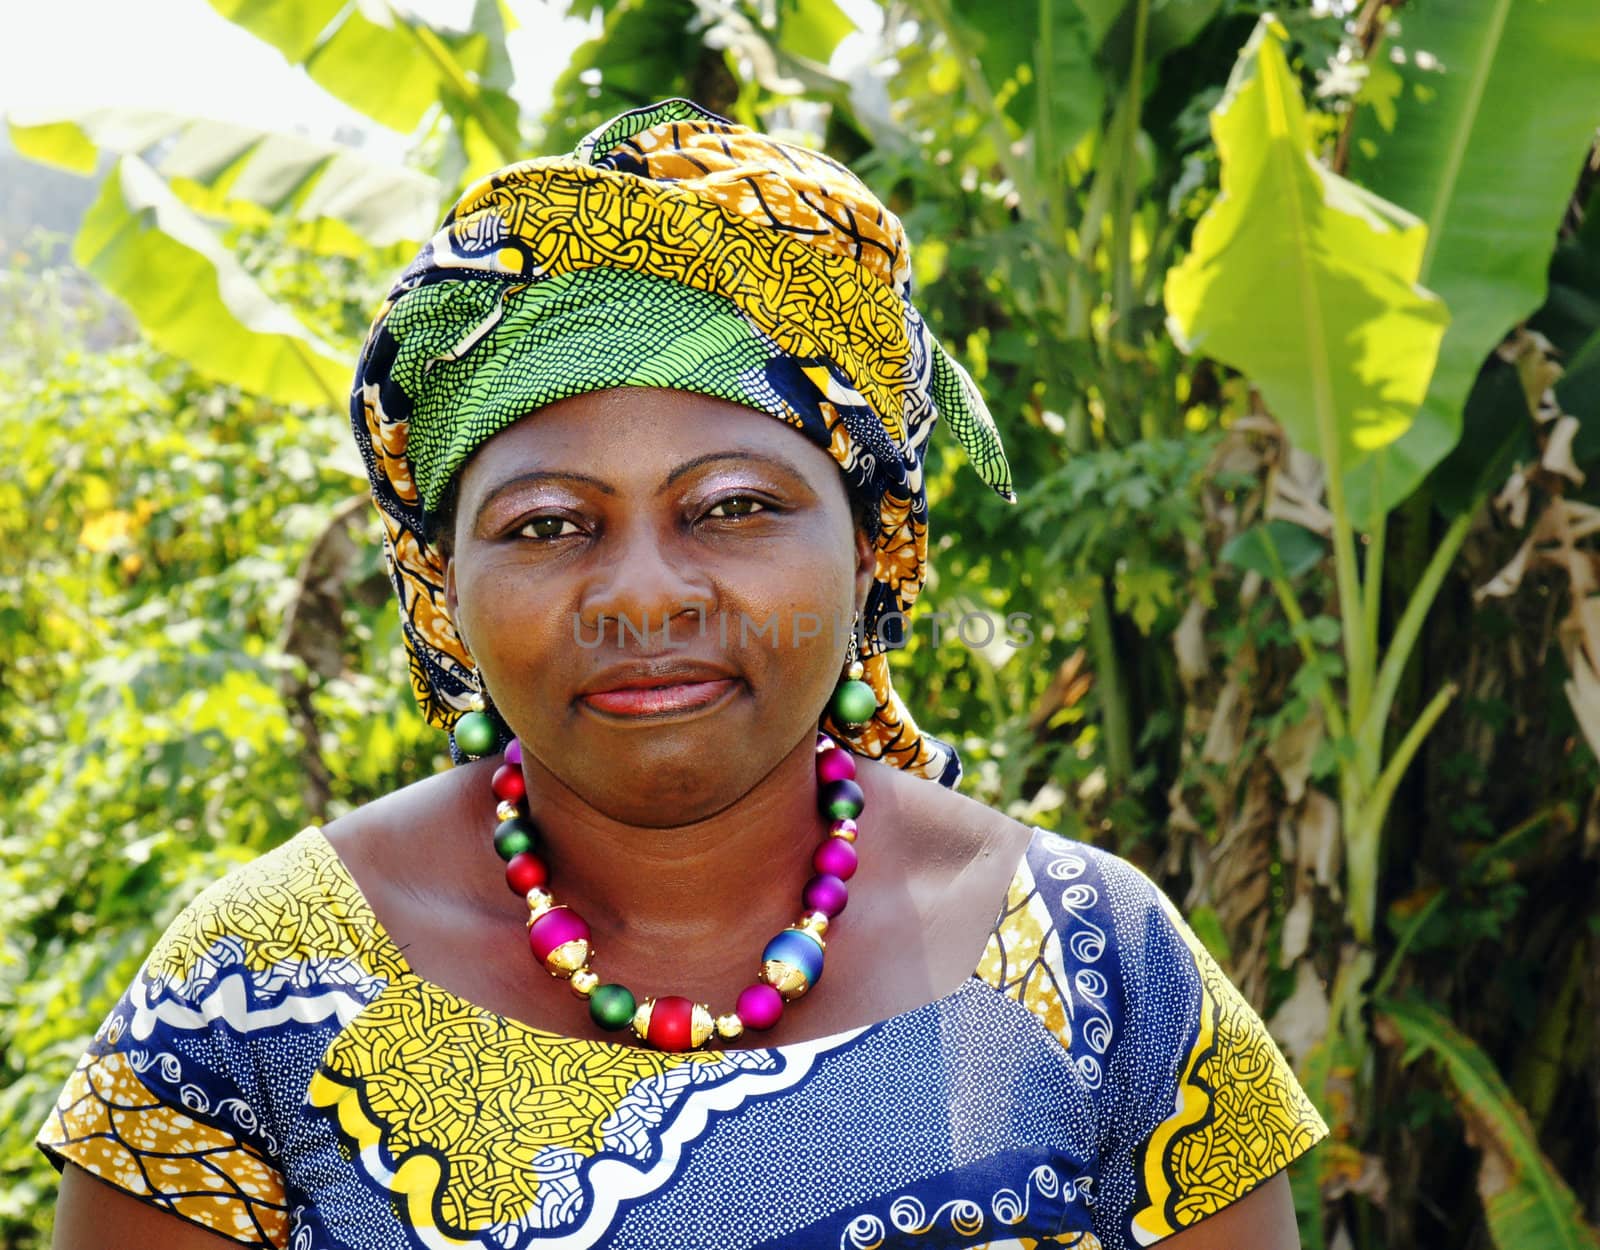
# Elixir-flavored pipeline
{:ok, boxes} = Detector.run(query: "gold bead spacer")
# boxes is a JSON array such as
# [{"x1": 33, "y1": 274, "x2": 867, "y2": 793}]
[
  {"x1": 525, "y1": 889, "x2": 555, "y2": 922},
  {"x1": 467, "y1": 690, "x2": 487, "y2": 712},
  {"x1": 569, "y1": 968, "x2": 599, "y2": 998},
  {"x1": 847, "y1": 660, "x2": 865, "y2": 681},
  {"x1": 799, "y1": 911, "x2": 829, "y2": 938},
  {"x1": 763, "y1": 959, "x2": 812, "y2": 1000},
  {"x1": 631, "y1": 997, "x2": 656, "y2": 1041},
  {"x1": 689, "y1": 1003, "x2": 716, "y2": 1049},
  {"x1": 496, "y1": 800, "x2": 520, "y2": 823},
  {"x1": 714, "y1": 1013, "x2": 745, "y2": 1041},
  {"x1": 830, "y1": 825, "x2": 857, "y2": 843},
  {"x1": 545, "y1": 939, "x2": 590, "y2": 976}
]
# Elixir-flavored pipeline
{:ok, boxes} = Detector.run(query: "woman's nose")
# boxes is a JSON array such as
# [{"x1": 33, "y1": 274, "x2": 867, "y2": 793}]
[{"x1": 576, "y1": 522, "x2": 713, "y2": 646}]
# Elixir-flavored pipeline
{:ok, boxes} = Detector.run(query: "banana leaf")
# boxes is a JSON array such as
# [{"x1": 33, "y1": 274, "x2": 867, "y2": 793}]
[
  {"x1": 1163, "y1": 15, "x2": 1449, "y2": 521},
  {"x1": 1348, "y1": 0, "x2": 1600, "y2": 521},
  {"x1": 207, "y1": 0, "x2": 520, "y2": 159},
  {"x1": 73, "y1": 155, "x2": 349, "y2": 408},
  {"x1": 8, "y1": 106, "x2": 440, "y2": 256}
]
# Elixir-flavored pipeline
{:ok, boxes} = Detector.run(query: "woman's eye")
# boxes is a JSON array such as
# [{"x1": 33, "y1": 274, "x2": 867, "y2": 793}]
[
  {"x1": 705, "y1": 495, "x2": 767, "y2": 520},
  {"x1": 518, "y1": 515, "x2": 580, "y2": 541}
]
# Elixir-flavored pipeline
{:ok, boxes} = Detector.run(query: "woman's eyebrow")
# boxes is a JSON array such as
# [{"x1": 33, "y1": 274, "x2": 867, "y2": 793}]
[
  {"x1": 476, "y1": 451, "x2": 806, "y2": 519},
  {"x1": 475, "y1": 470, "x2": 616, "y2": 525},
  {"x1": 660, "y1": 450, "x2": 804, "y2": 488}
]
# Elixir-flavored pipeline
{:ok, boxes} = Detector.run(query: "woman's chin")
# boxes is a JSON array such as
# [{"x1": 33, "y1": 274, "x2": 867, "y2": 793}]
[{"x1": 555, "y1": 683, "x2": 812, "y2": 821}]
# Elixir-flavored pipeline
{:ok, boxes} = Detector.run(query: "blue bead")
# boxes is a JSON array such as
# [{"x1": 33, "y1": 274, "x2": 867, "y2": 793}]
[{"x1": 762, "y1": 928, "x2": 825, "y2": 987}]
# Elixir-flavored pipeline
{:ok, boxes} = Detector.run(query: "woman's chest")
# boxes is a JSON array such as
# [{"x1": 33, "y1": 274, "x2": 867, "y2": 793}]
[{"x1": 273, "y1": 976, "x2": 1104, "y2": 1250}]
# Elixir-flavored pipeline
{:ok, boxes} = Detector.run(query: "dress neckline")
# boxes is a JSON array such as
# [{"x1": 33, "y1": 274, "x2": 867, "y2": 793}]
[{"x1": 302, "y1": 821, "x2": 1047, "y2": 1059}]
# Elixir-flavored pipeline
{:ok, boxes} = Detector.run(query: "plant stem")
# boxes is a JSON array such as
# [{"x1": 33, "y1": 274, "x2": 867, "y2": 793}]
[
  {"x1": 1361, "y1": 522, "x2": 1386, "y2": 739},
  {"x1": 1259, "y1": 563, "x2": 1347, "y2": 739},
  {"x1": 1371, "y1": 802, "x2": 1571, "y2": 999},
  {"x1": 914, "y1": 0, "x2": 1044, "y2": 225},
  {"x1": 1110, "y1": 0, "x2": 1151, "y2": 330},
  {"x1": 1359, "y1": 505, "x2": 1475, "y2": 774},
  {"x1": 1348, "y1": 680, "x2": 1457, "y2": 941},
  {"x1": 1088, "y1": 578, "x2": 1134, "y2": 785}
]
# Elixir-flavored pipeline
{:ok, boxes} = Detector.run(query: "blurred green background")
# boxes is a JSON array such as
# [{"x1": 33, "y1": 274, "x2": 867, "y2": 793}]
[{"x1": 2, "y1": 1, "x2": 1598, "y2": 1247}]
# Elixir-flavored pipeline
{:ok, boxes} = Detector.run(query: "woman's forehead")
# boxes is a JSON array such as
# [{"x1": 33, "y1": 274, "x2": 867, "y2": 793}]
[{"x1": 456, "y1": 387, "x2": 841, "y2": 495}]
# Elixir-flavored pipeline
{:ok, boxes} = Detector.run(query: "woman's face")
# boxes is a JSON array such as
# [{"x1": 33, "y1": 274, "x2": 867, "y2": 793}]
[{"x1": 445, "y1": 387, "x2": 874, "y2": 825}]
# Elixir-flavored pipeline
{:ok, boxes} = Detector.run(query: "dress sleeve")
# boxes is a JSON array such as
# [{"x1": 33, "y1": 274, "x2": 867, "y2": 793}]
[
  {"x1": 1087, "y1": 847, "x2": 1329, "y2": 1247},
  {"x1": 35, "y1": 827, "x2": 403, "y2": 1249},
  {"x1": 36, "y1": 903, "x2": 292, "y2": 1247}
]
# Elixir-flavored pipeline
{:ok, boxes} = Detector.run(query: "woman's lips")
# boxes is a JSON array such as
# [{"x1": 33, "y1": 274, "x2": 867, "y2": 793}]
[{"x1": 579, "y1": 677, "x2": 740, "y2": 718}]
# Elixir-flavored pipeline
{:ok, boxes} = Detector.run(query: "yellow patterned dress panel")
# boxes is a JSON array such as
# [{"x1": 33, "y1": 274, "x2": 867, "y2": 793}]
[
  {"x1": 971, "y1": 829, "x2": 1328, "y2": 1248},
  {"x1": 143, "y1": 827, "x2": 407, "y2": 987},
  {"x1": 307, "y1": 976, "x2": 713, "y2": 1237}
]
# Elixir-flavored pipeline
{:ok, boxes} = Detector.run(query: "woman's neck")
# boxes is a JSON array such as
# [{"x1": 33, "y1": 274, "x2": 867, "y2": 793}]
[{"x1": 512, "y1": 729, "x2": 838, "y2": 962}]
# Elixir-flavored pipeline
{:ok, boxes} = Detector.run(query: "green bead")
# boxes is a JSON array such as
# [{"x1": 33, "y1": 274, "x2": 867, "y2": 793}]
[
  {"x1": 493, "y1": 818, "x2": 535, "y2": 861},
  {"x1": 453, "y1": 710, "x2": 496, "y2": 756},
  {"x1": 830, "y1": 678, "x2": 877, "y2": 727},
  {"x1": 589, "y1": 983, "x2": 636, "y2": 1031}
]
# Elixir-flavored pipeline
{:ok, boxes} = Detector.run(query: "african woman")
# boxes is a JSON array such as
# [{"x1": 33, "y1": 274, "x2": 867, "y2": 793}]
[{"x1": 40, "y1": 99, "x2": 1327, "y2": 1250}]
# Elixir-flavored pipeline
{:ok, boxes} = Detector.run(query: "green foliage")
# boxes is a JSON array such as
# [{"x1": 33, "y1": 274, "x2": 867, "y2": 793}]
[
  {"x1": 207, "y1": 0, "x2": 520, "y2": 153},
  {"x1": 0, "y1": 238, "x2": 439, "y2": 1248},
  {"x1": 1378, "y1": 998, "x2": 1600, "y2": 1250}
]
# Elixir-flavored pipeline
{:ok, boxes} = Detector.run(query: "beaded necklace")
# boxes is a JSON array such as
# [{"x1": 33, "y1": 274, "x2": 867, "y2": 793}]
[{"x1": 484, "y1": 731, "x2": 863, "y2": 1052}]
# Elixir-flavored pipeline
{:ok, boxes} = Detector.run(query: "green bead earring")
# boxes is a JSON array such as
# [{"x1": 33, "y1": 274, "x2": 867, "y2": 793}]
[
  {"x1": 830, "y1": 614, "x2": 877, "y2": 727},
  {"x1": 452, "y1": 685, "x2": 496, "y2": 758}
]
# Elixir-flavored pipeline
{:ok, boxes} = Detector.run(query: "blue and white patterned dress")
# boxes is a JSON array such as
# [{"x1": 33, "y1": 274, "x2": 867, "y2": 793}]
[{"x1": 38, "y1": 824, "x2": 1328, "y2": 1249}]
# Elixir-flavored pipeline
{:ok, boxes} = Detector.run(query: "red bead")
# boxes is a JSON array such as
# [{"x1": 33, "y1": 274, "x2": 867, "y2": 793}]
[
  {"x1": 815, "y1": 747, "x2": 857, "y2": 783},
  {"x1": 492, "y1": 763, "x2": 527, "y2": 802},
  {"x1": 647, "y1": 995, "x2": 695, "y2": 1052},
  {"x1": 813, "y1": 836, "x2": 858, "y2": 881},
  {"x1": 505, "y1": 852, "x2": 547, "y2": 896}
]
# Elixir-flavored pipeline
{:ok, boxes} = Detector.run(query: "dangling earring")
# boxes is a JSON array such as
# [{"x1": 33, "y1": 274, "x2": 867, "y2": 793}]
[
  {"x1": 830, "y1": 611, "x2": 876, "y2": 727},
  {"x1": 452, "y1": 677, "x2": 497, "y2": 758}
]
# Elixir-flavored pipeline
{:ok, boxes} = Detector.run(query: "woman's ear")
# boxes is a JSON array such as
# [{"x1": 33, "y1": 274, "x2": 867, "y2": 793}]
[
  {"x1": 853, "y1": 524, "x2": 875, "y2": 616},
  {"x1": 443, "y1": 557, "x2": 468, "y2": 658}
]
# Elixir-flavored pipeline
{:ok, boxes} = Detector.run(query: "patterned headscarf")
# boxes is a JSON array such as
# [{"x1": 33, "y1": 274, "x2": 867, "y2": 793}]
[{"x1": 351, "y1": 99, "x2": 1015, "y2": 789}]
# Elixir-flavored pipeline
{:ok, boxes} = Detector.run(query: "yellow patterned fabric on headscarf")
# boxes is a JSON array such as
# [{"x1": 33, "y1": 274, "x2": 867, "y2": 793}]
[{"x1": 350, "y1": 98, "x2": 1016, "y2": 787}]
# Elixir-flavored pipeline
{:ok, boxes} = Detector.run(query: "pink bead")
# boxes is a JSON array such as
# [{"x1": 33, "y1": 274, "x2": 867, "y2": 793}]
[
  {"x1": 813, "y1": 836, "x2": 858, "y2": 881},
  {"x1": 504, "y1": 738, "x2": 523, "y2": 765},
  {"x1": 492, "y1": 763, "x2": 526, "y2": 802},
  {"x1": 815, "y1": 747, "x2": 857, "y2": 783},
  {"x1": 736, "y1": 983, "x2": 785, "y2": 1030},
  {"x1": 527, "y1": 907, "x2": 590, "y2": 963},
  {"x1": 803, "y1": 873, "x2": 849, "y2": 917},
  {"x1": 829, "y1": 817, "x2": 859, "y2": 839}
]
